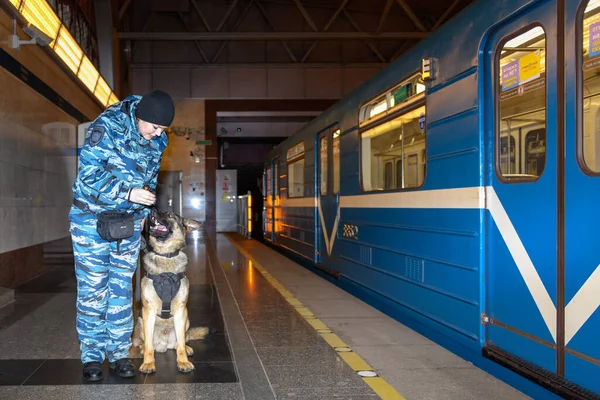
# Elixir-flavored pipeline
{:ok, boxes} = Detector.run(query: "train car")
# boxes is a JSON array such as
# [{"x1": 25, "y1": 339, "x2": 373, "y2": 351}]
[{"x1": 262, "y1": 0, "x2": 600, "y2": 398}]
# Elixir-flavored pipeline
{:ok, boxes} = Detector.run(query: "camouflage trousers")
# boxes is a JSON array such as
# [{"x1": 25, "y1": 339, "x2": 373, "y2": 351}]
[{"x1": 69, "y1": 207, "x2": 142, "y2": 364}]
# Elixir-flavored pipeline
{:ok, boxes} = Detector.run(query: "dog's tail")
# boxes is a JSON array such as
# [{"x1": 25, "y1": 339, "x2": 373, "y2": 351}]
[{"x1": 186, "y1": 326, "x2": 210, "y2": 341}]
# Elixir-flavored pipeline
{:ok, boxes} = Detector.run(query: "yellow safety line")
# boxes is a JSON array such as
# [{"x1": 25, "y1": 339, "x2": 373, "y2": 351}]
[{"x1": 225, "y1": 234, "x2": 406, "y2": 400}]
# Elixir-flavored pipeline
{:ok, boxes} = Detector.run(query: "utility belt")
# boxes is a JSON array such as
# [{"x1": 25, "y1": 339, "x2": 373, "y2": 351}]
[{"x1": 73, "y1": 198, "x2": 137, "y2": 252}]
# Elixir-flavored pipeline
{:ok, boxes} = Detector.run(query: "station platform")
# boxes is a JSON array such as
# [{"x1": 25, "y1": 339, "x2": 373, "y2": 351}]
[{"x1": 0, "y1": 231, "x2": 529, "y2": 399}]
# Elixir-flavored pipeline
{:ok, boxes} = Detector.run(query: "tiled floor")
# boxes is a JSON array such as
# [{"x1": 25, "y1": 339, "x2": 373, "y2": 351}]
[
  {"x1": 0, "y1": 231, "x2": 537, "y2": 399},
  {"x1": 226, "y1": 234, "x2": 536, "y2": 400}
]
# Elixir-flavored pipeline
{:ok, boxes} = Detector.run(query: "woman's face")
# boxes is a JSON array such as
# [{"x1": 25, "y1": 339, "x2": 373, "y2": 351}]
[{"x1": 137, "y1": 119, "x2": 167, "y2": 140}]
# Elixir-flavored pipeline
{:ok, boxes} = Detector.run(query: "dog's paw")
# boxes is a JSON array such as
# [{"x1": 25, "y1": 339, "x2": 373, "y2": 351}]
[
  {"x1": 139, "y1": 362, "x2": 156, "y2": 374},
  {"x1": 186, "y1": 345, "x2": 194, "y2": 357},
  {"x1": 177, "y1": 360, "x2": 195, "y2": 373}
]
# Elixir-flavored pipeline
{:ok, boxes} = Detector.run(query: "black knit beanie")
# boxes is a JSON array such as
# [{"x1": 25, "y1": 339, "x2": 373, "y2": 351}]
[{"x1": 135, "y1": 90, "x2": 175, "y2": 127}]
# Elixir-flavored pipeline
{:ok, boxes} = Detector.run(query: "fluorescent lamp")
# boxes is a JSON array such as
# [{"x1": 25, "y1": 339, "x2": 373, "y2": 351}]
[
  {"x1": 94, "y1": 76, "x2": 111, "y2": 106},
  {"x1": 52, "y1": 26, "x2": 82, "y2": 74},
  {"x1": 20, "y1": 0, "x2": 60, "y2": 43},
  {"x1": 77, "y1": 55, "x2": 99, "y2": 93}
]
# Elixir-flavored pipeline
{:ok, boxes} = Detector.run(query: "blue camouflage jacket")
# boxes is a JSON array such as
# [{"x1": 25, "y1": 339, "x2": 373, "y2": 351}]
[{"x1": 72, "y1": 95, "x2": 168, "y2": 219}]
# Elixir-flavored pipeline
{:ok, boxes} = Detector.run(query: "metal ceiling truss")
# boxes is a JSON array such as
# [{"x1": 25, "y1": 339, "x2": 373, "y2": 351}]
[{"x1": 118, "y1": 0, "x2": 468, "y2": 66}]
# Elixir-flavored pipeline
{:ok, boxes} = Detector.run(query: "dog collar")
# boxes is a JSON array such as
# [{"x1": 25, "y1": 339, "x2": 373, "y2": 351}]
[{"x1": 155, "y1": 250, "x2": 180, "y2": 258}]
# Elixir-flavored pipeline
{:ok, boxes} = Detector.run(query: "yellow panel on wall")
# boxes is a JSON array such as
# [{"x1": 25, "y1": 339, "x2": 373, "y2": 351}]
[
  {"x1": 20, "y1": 0, "x2": 61, "y2": 42},
  {"x1": 94, "y1": 76, "x2": 111, "y2": 106},
  {"x1": 107, "y1": 93, "x2": 119, "y2": 107},
  {"x1": 78, "y1": 55, "x2": 99, "y2": 93},
  {"x1": 53, "y1": 26, "x2": 82, "y2": 74}
]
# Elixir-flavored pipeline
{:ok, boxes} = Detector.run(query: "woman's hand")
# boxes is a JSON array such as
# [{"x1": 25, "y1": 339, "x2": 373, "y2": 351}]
[{"x1": 128, "y1": 188, "x2": 156, "y2": 205}]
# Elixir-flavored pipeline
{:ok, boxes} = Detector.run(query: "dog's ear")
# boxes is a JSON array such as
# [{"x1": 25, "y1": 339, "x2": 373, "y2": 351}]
[{"x1": 183, "y1": 218, "x2": 202, "y2": 233}]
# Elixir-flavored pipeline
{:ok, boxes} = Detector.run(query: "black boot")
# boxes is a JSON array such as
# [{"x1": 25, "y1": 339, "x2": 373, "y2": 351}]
[
  {"x1": 82, "y1": 361, "x2": 103, "y2": 382},
  {"x1": 109, "y1": 358, "x2": 136, "y2": 378}
]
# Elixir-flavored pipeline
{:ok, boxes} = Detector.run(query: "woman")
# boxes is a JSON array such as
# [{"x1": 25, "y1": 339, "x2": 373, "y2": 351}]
[{"x1": 69, "y1": 90, "x2": 174, "y2": 381}]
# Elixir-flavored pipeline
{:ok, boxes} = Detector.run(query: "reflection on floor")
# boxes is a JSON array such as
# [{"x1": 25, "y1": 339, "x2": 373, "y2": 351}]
[{"x1": 0, "y1": 230, "x2": 533, "y2": 399}]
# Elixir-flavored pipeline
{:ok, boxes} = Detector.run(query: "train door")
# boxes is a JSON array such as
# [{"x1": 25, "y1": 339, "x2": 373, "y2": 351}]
[
  {"x1": 563, "y1": 0, "x2": 600, "y2": 394},
  {"x1": 483, "y1": 0, "x2": 565, "y2": 388},
  {"x1": 316, "y1": 125, "x2": 341, "y2": 275},
  {"x1": 263, "y1": 163, "x2": 274, "y2": 241},
  {"x1": 272, "y1": 157, "x2": 279, "y2": 242}
]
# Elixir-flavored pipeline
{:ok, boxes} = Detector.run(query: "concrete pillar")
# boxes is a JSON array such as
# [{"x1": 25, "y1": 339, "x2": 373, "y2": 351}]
[{"x1": 93, "y1": 0, "x2": 114, "y2": 89}]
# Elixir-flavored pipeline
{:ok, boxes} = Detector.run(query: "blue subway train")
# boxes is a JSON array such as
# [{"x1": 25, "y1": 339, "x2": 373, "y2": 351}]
[{"x1": 261, "y1": 0, "x2": 600, "y2": 398}]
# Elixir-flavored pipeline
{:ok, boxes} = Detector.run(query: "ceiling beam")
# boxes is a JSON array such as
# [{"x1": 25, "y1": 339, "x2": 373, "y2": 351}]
[
  {"x1": 211, "y1": 0, "x2": 255, "y2": 63},
  {"x1": 215, "y1": 0, "x2": 240, "y2": 32},
  {"x1": 293, "y1": 0, "x2": 318, "y2": 32},
  {"x1": 177, "y1": 12, "x2": 209, "y2": 63},
  {"x1": 395, "y1": 0, "x2": 426, "y2": 31},
  {"x1": 432, "y1": 0, "x2": 461, "y2": 30},
  {"x1": 131, "y1": 62, "x2": 388, "y2": 68},
  {"x1": 301, "y1": 0, "x2": 349, "y2": 63},
  {"x1": 254, "y1": 0, "x2": 297, "y2": 63},
  {"x1": 118, "y1": 31, "x2": 429, "y2": 41},
  {"x1": 131, "y1": 11, "x2": 155, "y2": 58},
  {"x1": 377, "y1": 0, "x2": 394, "y2": 34},
  {"x1": 258, "y1": 0, "x2": 440, "y2": 19},
  {"x1": 343, "y1": 10, "x2": 387, "y2": 63},
  {"x1": 118, "y1": 0, "x2": 131, "y2": 21},
  {"x1": 191, "y1": 0, "x2": 213, "y2": 32}
]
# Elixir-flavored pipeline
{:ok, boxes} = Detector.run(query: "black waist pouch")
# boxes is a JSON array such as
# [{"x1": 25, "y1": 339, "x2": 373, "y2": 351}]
[{"x1": 96, "y1": 211, "x2": 134, "y2": 242}]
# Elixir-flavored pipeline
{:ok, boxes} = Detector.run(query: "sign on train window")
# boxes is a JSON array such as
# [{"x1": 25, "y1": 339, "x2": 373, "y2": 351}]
[
  {"x1": 359, "y1": 73, "x2": 425, "y2": 126},
  {"x1": 360, "y1": 104, "x2": 426, "y2": 191},
  {"x1": 287, "y1": 142, "x2": 304, "y2": 161},
  {"x1": 496, "y1": 26, "x2": 547, "y2": 180},
  {"x1": 581, "y1": 0, "x2": 600, "y2": 173}
]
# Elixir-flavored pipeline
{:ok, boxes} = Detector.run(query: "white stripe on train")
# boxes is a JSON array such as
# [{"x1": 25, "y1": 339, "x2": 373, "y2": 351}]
[{"x1": 278, "y1": 186, "x2": 600, "y2": 345}]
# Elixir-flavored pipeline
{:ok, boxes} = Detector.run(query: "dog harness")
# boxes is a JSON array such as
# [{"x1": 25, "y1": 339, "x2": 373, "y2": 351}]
[{"x1": 147, "y1": 262, "x2": 185, "y2": 319}]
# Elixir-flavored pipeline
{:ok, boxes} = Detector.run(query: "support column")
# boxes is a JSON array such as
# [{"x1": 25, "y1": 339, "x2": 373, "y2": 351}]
[
  {"x1": 94, "y1": 0, "x2": 114, "y2": 89},
  {"x1": 204, "y1": 101, "x2": 218, "y2": 233}
]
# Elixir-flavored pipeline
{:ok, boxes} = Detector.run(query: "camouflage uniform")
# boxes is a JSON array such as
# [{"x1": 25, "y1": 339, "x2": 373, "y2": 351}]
[{"x1": 69, "y1": 95, "x2": 168, "y2": 364}]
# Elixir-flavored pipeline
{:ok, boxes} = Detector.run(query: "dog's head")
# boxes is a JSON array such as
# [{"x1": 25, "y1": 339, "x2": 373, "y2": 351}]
[{"x1": 147, "y1": 208, "x2": 202, "y2": 254}]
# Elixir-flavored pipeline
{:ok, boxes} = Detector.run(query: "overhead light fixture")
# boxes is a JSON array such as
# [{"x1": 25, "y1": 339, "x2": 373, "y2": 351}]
[
  {"x1": 78, "y1": 55, "x2": 100, "y2": 92},
  {"x1": 7, "y1": 0, "x2": 120, "y2": 107}
]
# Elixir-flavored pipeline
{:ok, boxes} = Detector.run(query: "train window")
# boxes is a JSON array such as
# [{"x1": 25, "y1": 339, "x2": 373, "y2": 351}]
[
  {"x1": 267, "y1": 166, "x2": 272, "y2": 195},
  {"x1": 581, "y1": 0, "x2": 600, "y2": 173},
  {"x1": 361, "y1": 104, "x2": 426, "y2": 191},
  {"x1": 496, "y1": 25, "x2": 546, "y2": 181},
  {"x1": 287, "y1": 141, "x2": 305, "y2": 198},
  {"x1": 320, "y1": 136, "x2": 328, "y2": 195},
  {"x1": 333, "y1": 129, "x2": 340, "y2": 194}
]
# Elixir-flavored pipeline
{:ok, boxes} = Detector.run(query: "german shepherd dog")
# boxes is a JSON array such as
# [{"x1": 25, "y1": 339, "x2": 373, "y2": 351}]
[{"x1": 132, "y1": 208, "x2": 208, "y2": 374}]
